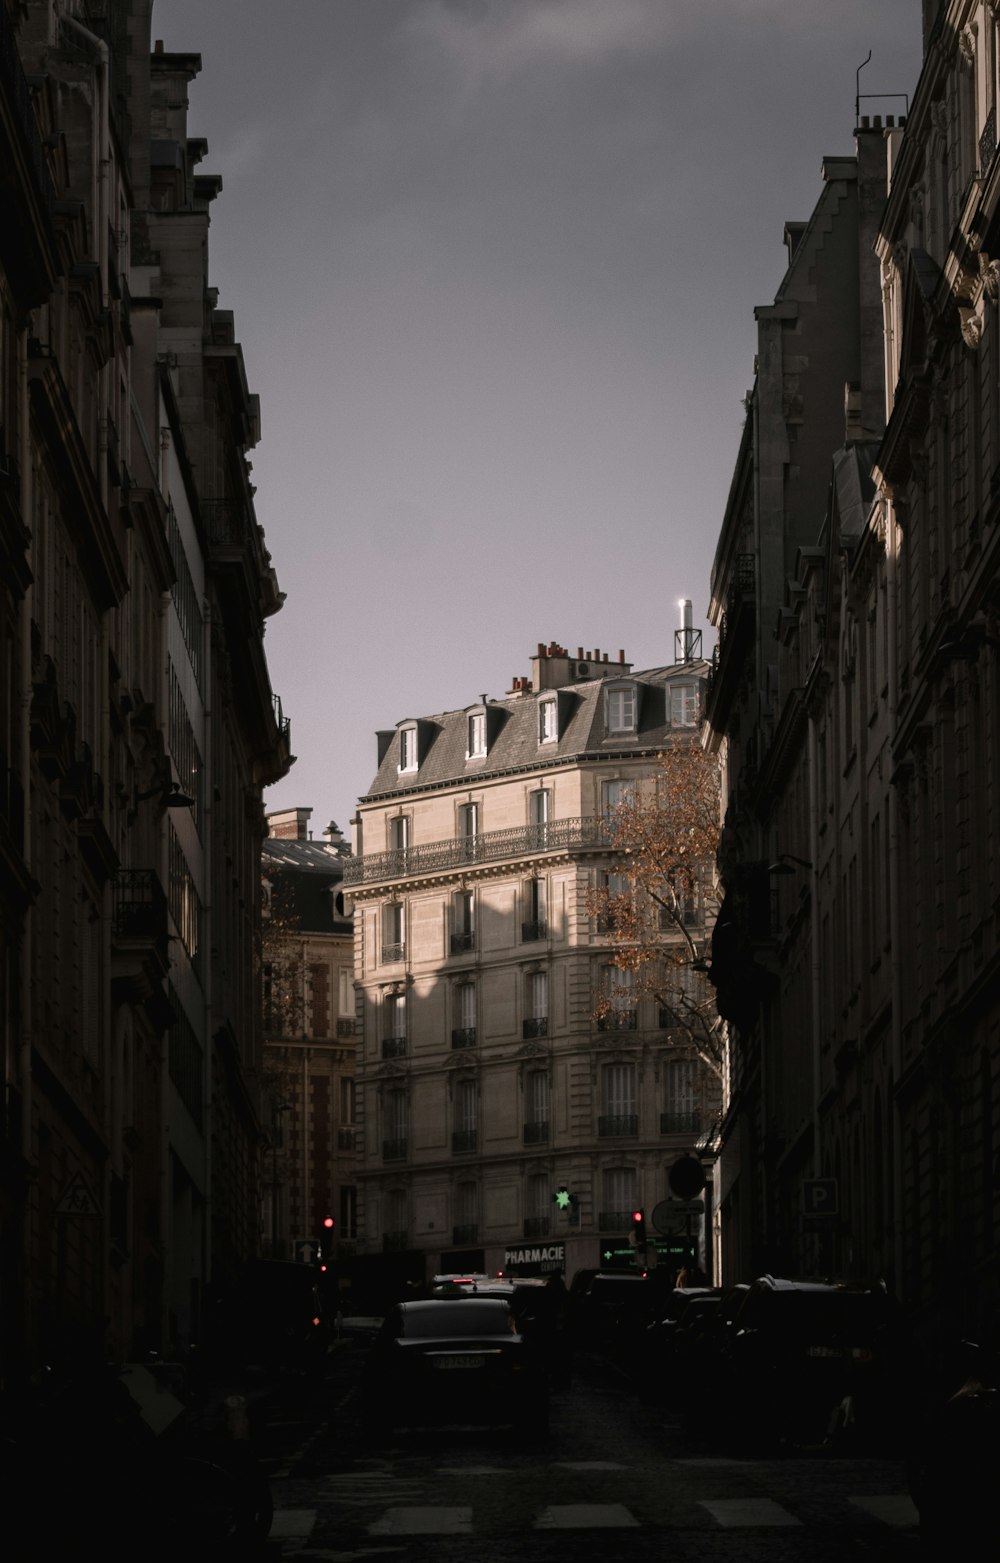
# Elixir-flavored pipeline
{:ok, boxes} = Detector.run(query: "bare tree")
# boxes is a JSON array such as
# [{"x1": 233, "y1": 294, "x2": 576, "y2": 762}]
[{"x1": 586, "y1": 740, "x2": 725, "y2": 1083}]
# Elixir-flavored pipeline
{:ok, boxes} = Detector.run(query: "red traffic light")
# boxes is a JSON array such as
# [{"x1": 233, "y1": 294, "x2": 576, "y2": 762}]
[
  {"x1": 322, "y1": 1215, "x2": 335, "y2": 1229},
  {"x1": 632, "y1": 1209, "x2": 644, "y2": 1223}
]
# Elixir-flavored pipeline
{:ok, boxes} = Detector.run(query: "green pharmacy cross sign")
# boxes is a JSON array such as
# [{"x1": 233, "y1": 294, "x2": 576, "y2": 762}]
[{"x1": 554, "y1": 1188, "x2": 573, "y2": 1210}]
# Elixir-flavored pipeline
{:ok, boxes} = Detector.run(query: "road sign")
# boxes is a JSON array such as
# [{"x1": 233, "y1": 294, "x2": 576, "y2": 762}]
[
  {"x1": 651, "y1": 1198, "x2": 703, "y2": 1234},
  {"x1": 803, "y1": 1179, "x2": 839, "y2": 1219},
  {"x1": 54, "y1": 1173, "x2": 100, "y2": 1216},
  {"x1": 296, "y1": 1239, "x2": 319, "y2": 1264}
]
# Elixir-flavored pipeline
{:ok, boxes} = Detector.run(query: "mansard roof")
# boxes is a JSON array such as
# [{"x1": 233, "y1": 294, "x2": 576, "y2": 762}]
[
  {"x1": 261, "y1": 837, "x2": 351, "y2": 935},
  {"x1": 363, "y1": 660, "x2": 712, "y2": 799}
]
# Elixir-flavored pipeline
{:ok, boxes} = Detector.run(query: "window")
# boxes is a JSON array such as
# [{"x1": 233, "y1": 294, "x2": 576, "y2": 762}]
[
  {"x1": 523, "y1": 970, "x2": 548, "y2": 1039},
  {"x1": 601, "y1": 778, "x2": 635, "y2": 817},
  {"x1": 598, "y1": 964, "x2": 637, "y2": 1029},
  {"x1": 398, "y1": 726, "x2": 417, "y2": 773},
  {"x1": 606, "y1": 684, "x2": 637, "y2": 734},
  {"x1": 339, "y1": 1185, "x2": 357, "y2": 1240},
  {"x1": 382, "y1": 992, "x2": 406, "y2": 1057},
  {"x1": 524, "y1": 1069, "x2": 549, "y2": 1145},
  {"x1": 599, "y1": 869, "x2": 631, "y2": 931},
  {"x1": 384, "y1": 1186, "x2": 407, "y2": 1241},
  {"x1": 538, "y1": 698, "x2": 557, "y2": 744},
  {"x1": 339, "y1": 1077, "x2": 356, "y2": 1124},
  {"x1": 467, "y1": 711, "x2": 486, "y2": 759},
  {"x1": 453, "y1": 1079, "x2": 478, "y2": 1153},
  {"x1": 383, "y1": 1091, "x2": 408, "y2": 1161},
  {"x1": 670, "y1": 683, "x2": 699, "y2": 727},
  {"x1": 600, "y1": 1064, "x2": 638, "y2": 1137},
  {"x1": 525, "y1": 1172, "x2": 550, "y2": 1235},
  {"x1": 382, "y1": 903, "x2": 404, "y2": 963},
  {"x1": 454, "y1": 1180, "x2": 479, "y2": 1243},
  {"x1": 458, "y1": 802, "x2": 479, "y2": 860},
  {"x1": 601, "y1": 1166, "x2": 637, "y2": 1229},
  {"x1": 662, "y1": 1058, "x2": 700, "y2": 1134},
  {"x1": 523, "y1": 877, "x2": 547, "y2": 941},
  {"x1": 389, "y1": 815, "x2": 409, "y2": 853},
  {"x1": 453, "y1": 982, "x2": 476, "y2": 1048},
  {"x1": 451, "y1": 890, "x2": 475, "y2": 954}
]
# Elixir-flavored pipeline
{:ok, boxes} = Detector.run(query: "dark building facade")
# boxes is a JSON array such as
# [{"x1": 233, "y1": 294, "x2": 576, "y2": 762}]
[{"x1": 0, "y1": 0, "x2": 290, "y2": 1380}]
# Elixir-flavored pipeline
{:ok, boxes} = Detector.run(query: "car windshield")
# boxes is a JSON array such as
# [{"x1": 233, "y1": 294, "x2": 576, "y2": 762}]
[{"x1": 402, "y1": 1301, "x2": 512, "y2": 1338}]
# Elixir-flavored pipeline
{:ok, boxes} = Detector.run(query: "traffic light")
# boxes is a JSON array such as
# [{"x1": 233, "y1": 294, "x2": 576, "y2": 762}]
[
  {"x1": 322, "y1": 1215, "x2": 335, "y2": 1230},
  {"x1": 630, "y1": 1207, "x2": 646, "y2": 1247}
]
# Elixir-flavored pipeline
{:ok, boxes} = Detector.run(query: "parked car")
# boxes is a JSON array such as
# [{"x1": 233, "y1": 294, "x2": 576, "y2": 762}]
[
  {"x1": 642, "y1": 1288, "x2": 722, "y2": 1402},
  {"x1": 359, "y1": 1297, "x2": 549, "y2": 1436},
  {"x1": 717, "y1": 1276, "x2": 911, "y2": 1450},
  {"x1": 571, "y1": 1271, "x2": 653, "y2": 1356}
]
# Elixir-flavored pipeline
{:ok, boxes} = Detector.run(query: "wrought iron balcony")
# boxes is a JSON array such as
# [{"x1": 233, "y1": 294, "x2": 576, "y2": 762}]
[
  {"x1": 336, "y1": 1018, "x2": 356, "y2": 1038},
  {"x1": 343, "y1": 814, "x2": 613, "y2": 886},
  {"x1": 597, "y1": 1010, "x2": 637, "y2": 1032},
  {"x1": 523, "y1": 1216, "x2": 550, "y2": 1239},
  {"x1": 598, "y1": 1114, "x2": 638, "y2": 1138},
  {"x1": 381, "y1": 941, "x2": 405, "y2": 964},
  {"x1": 521, "y1": 920, "x2": 547, "y2": 942},
  {"x1": 522, "y1": 1120, "x2": 549, "y2": 1145},
  {"x1": 523, "y1": 1017, "x2": 548, "y2": 1040},
  {"x1": 113, "y1": 868, "x2": 168, "y2": 942},
  {"x1": 661, "y1": 1110, "x2": 702, "y2": 1135},
  {"x1": 450, "y1": 931, "x2": 475, "y2": 954},
  {"x1": 598, "y1": 1210, "x2": 635, "y2": 1231},
  {"x1": 381, "y1": 1035, "x2": 407, "y2": 1059},
  {"x1": 451, "y1": 1028, "x2": 477, "y2": 1049},
  {"x1": 452, "y1": 1129, "x2": 478, "y2": 1154},
  {"x1": 452, "y1": 1224, "x2": 479, "y2": 1246},
  {"x1": 382, "y1": 1137, "x2": 407, "y2": 1162},
  {"x1": 337, "y1": 1127, "x2": 357, "y2": 1150},
  {"x1": 981, "y1": 105, "x2": 997, "y2": 173},
  {"x1": 382, "y1": 1230, "x2": 409, "y2": 1251}
]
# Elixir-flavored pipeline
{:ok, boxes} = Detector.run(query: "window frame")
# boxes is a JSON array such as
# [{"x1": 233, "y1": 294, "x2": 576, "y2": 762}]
[
  {"x1": 605, "y1": 683, "x2": 637, "y2": 735},
  {"x1": 397, "y1": 725, "x2": 418, "y2": 774},
  {"x1": 466, "y1": 710, "x2": 487, "y2": 760}
]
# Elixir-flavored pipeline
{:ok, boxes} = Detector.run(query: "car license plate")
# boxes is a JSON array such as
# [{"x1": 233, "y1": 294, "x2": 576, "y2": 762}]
[{"x1": 433, "y1": 1354, "x2": 484, "y2": 1370}]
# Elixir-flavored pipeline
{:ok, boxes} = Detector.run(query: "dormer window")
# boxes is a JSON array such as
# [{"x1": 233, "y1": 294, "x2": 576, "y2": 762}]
[
  {"x1": 467, "y1": 711, "x2": 486, "y2": 759},
  {"x1": 398, "y1": 725, "x2": 417, "y2": 774},
  {"x1": 606, "y1": 684, "x2": 637, "y2": 734},
  {"x1": 538, "y1": 698, "x2": 557, "y2": 744},
  {"x1": 670, "y1": 683, "x2": 699, "y2": 728}
]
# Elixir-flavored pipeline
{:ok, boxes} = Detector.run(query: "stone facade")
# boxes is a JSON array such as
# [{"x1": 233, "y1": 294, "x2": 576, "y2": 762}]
[
  {"x1": 0, "y1": 1, "x2": 290, "y2": 1376},
  {"x1": 346, "y1": 640, "x2": 721, "y2": 1284},
  {"x1": 707, "y1": 1, "x2": 1000, "y2": 1340},
  {"x1": 261, "y1": 809, "x2": 357, "y2": 1269}
]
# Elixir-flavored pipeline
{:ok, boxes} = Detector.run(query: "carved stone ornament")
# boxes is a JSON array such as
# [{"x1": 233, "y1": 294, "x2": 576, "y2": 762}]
[
  {"x1": 930, "y1": 100, "x2": 948, "y2": 138},
  {"x1": 979, "y1": 253, "x2": 1000, "y2": 299},
  {"x1": 960, "y1": 24, "x2": 977, "y2": 67},
  {"x1": 960, "y1": 305, "x2": 985, "y2": 346}
]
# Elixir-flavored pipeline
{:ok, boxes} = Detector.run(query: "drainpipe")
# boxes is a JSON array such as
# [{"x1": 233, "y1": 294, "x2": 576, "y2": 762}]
[{"x1": 883, "y1": 487, "x2": 905, "y2": 1299}]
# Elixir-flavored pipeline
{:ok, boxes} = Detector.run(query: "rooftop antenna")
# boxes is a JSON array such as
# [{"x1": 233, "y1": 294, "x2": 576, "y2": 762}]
[{"x1": 674, "y1": 599, "x2": 702, "y2": 665}]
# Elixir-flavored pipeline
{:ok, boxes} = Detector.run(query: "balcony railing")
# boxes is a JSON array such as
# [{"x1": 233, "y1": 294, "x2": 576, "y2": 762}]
[
  {"x1": 597, "y1": 1010, "x2": 637, "y2": 1032},
  {"x1": 598, "y1": 1114, "x2": 638, "y2": 1138},
  {"x1": 452, "y1": 1224, "x2": 478, "y2": 1246},
  {"x1": 523, "y1": 1120, "x2": 549, "y2": 1145},
  {"x1": 523, "y1": 1017, "x2": 548, "y2": 1040},
  {"x1": 598, "y1": 1210, "x2": 635, "y2": 1231},
  {"x1": 337, "y1": 1127, "x2": 357, "y2": 1150},
  {"x1": 382, "y1": 1137, "x2": 407, "y2": 1161},
  {"x1": 524, "y1": 1216, "x2": 550, "y2": 1239},
  {"x1": 113, "y1": 868, "x2": 168, "y2": 942},
  {"x1": 521, "y1": 920, "x2": 547, "y2": 942},
  {"x1": 981, "y1": 105, "x2": 997, "y2": 173},
  {"x1": 661, "y1": 1110, "x2": 702, "y2": 1135},
  {"x1": 452, "y1": 1129, "x2": 478, "y2": 1154},
  {"x1": 343, "y1": 814, "x2": 614, "y2": 885},
  {"x1": 336, "y1": 1018, "x2": 356, "y2": 1038},
  {"x1": 381, "y1": 1036, "x2": 407, "y2": 1059},
  {"x1": 381, "y1": 942, "x2": 405, "y2": 964},
  {"x1": 382, "y1": 1230, "x2": 409, "y2": 1251},
  {"x1": 450, "y1": 931, "x2": 475, "y2": 954},
  {"x1": 272, "y1": 691, "x2": 291, "y2": 745},
  {"x1": 451, "y1": 1028, "x2": 477, "y2": 1049}
]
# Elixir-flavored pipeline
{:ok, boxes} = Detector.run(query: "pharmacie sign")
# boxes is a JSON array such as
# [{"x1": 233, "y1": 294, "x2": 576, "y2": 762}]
[{"x1": 504, "y1": 1242, "x2": 565, "y2": 1273}]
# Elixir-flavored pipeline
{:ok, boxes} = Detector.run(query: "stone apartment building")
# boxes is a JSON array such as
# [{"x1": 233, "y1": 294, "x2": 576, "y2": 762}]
[
  {"x1": 0, "y1": 1, "x2": 290, "y2": 1377},
  {"x1": 344, "y1": 637, "x2": 721, "y2": 1284},
  {"x1": 706, "y1": 0, "x2": 1000, "y2": 1340},
  {"x1": 261, "y1": 808, "x2": 357, "y2": 1266}
]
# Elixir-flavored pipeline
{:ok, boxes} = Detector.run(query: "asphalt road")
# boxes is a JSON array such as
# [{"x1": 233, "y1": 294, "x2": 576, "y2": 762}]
[{"x1": 254, "y1": 1341, "x2": 921, "y2": 1562}]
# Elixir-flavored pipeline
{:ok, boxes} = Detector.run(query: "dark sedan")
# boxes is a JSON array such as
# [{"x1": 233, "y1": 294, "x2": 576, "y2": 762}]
[{"x1": 360, "y1": 1297, "x2": 549, "y2": 1435}]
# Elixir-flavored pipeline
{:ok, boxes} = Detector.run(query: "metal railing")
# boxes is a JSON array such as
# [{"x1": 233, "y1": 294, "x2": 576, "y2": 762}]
[
  {"x1": 382, "y1": 1137, "x2": 407, "y2": 1161},
  {"x1": 381, "y1": 942, "x2": 405, "y2": 964},
  {"x1": 383, "y1": 1230, "x2": 409, "y2": 1251},
  {"x1": 336, "y1": 1018, "x2": 356, "y2": 1038},
  {"x1": 598, "y1": 1210, "x2": 635, "y2": 1231},
  {"x1": 451, "y1": 1028, "x2": 477, "y2": 1049},
  {"x1": 661, "y1": 1111, "x2": 702, "y2": 1135},
  {"x1": 521, "y1": 920, "x2": 547, "y2": 942},
  {"x1": 523, "y1": 1017, "x2": 548, "y2": 1040},
  {"x1": 450, "y1": 931, "x2": 475, "y2": 954},
  {"x1": 452, "y1": 1224, "x2": 479, "y2": 1246},
  {"x1": 343, "y1": 815, "x2": 614, "y2": 885},
  {"x1": 523, "y1": 1216, "x2": 550, "y2": 1239},
  {"x1": 113, "y1": 868, "x2": 168, "y2": 940},
  {"x1": 381, "y1": 1036, "x2": 407, "y2": 1059},
  {"x1": 522, "y1": 1120, "x2": 549, "y2": 1145},
  {"x1": 452, "y1": 1129, "x2": 478, "y2": 1154},
  {"x1": 597, "y1": 1011, "x2": 637, "y2": 1032},
  {"x1": 598, "y1": 1114, "x2": 638, "y2": 1138}
]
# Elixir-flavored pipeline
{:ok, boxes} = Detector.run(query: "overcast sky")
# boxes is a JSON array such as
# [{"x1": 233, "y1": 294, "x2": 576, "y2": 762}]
[{"x1": 152, "y1": 0, "x2": 924, "y2": 836}]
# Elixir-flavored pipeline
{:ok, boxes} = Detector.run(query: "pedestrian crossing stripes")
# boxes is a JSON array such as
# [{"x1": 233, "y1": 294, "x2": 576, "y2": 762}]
[{"x1": 271, "y1": 1491, "x2": 918, "y2": 1541}]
